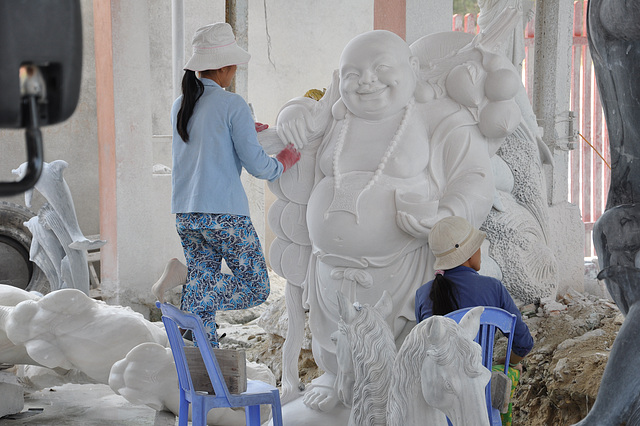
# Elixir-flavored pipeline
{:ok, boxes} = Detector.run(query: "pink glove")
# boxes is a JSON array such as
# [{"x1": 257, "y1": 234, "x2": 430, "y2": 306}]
[
  {"x1": 255, "y1": 122, "x2": 269, "y2": 132},
  {"x1": 276, "y1": 144, "x2": 301, "y2": 173}
]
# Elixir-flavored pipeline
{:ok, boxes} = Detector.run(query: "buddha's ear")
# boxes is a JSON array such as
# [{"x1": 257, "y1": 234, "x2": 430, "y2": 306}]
[
  {"x1": 332, "y1": 98, "x2": 348, "y2": 120},
  {"x1": 410, "y1": 55, "x2": 420, "y2": 74}
]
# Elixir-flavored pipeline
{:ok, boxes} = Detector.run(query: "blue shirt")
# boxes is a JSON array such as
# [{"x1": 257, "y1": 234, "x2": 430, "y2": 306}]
[
  {"x1": 171, "y1": 78, "x2": 283, "y2": 215},
  {"x1": 415, "y1": 265, "x2": 534, "y2": 357}
]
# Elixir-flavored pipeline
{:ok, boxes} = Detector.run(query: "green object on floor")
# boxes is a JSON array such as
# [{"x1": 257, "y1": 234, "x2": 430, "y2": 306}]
[{"x1": 492, "y1": 364, "x2": 521, "y2": 426}]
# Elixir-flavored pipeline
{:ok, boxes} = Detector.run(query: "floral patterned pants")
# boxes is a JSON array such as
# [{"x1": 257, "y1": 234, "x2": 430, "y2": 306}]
[{"x1": 176, "y1": 213, "x2": 270, "y2": 346}]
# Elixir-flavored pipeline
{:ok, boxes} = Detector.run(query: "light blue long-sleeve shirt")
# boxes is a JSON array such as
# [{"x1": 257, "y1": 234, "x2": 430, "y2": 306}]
[{"x1": 171, "y1": 78, "x2": 282, "y2": 216}]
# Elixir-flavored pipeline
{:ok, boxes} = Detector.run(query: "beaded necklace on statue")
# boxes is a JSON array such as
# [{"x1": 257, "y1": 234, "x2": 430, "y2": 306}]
[{"x1": 326, "y1": 99, "x2": 415, "y2": 222}]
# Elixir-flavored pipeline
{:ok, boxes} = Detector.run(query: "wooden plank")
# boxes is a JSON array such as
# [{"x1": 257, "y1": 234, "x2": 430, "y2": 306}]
[
  {"x1": 184, "y1": 347, "x2": 247, "y2": 394},
  {"x1": 86, "y1": 251, "x2": 101, "y2": 262},
  {"x1": 89, "y1": 262, "x2": 100, "y2": 288}
]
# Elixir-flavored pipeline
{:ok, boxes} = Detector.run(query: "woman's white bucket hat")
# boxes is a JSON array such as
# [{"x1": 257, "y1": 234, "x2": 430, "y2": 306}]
[
  {"x1": 184, "y1": 22, "x2": 250, "y2": 72},
  {"x1": 429, "y1": 216, "x2": 486, "y2": 270}
]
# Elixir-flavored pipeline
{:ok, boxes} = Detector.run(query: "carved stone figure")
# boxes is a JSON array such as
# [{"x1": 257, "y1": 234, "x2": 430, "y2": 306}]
[
  {"x1": 333, "y1": 291, "x2": 396, "y2": 425},
  {"x1": 109, "y1": 342, "x2": 276, "y2": 424},
  {"x1": 333, "y1": 292, "x2": 490, "y2": 426},
  {"x1": 258, "y1": 8, "x2": 558, "y2": 419},
  {"x1": 474, "y1": 2, "x2": 559, "y2": 303},
  {"x1": 12, "y1": 160, "x2": 106, "y2": 294},
  {"x1": 0, "y1": 284, "x2": 276, "y2": 425},
  {"x1": 1, "y1": 287, "x2": 168, "y2": 383},
  {"x1": 477, "y1": 0, "x2": 535, "y2": 73},
  {"x1": 574, "y1": 2, "x2": 640, "y2": 424}
]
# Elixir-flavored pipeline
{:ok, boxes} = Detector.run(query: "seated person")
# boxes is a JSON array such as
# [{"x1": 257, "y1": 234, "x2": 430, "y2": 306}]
[{"x1": 415, "y1": 216, "x2": 534, "y2": 426}]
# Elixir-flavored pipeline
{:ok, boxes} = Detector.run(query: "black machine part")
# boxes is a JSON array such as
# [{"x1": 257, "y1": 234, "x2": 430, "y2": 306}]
[{"x1": 0, "y1": 0, "x2": 82, "y2": 196}]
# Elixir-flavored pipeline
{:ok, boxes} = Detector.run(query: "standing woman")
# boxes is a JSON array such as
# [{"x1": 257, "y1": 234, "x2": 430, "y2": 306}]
[{"x1": 163, "y1": 22, "x2": 300, "y2": 347}]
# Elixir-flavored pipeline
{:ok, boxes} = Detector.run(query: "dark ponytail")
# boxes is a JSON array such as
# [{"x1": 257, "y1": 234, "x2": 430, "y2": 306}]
[
  {"x1": 429, "y1": 274, "x2": 460, "y2": 316},
  {"x1": 176, "y1": 70, "x2": 204, "y2": 142}
]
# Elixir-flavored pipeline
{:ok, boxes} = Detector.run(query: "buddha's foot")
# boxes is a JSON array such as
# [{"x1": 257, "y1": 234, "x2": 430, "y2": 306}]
[
  {"x1": 302, "y1": 373, "x2": 340, "y2": 412},
  {"x1": 151, "y1": 258, "x2": 187, "y2": 303}
]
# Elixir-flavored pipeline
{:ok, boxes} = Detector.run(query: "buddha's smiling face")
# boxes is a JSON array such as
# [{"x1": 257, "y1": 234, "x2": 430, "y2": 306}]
[{"x1": 339, "y1": 30, "x2": 418, "y2": 121}]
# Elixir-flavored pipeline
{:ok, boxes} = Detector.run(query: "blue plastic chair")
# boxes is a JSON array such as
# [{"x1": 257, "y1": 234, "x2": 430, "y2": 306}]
[
  {"x1": 445, "y1": 306, "x2": 517, "y2": 426},
  {"x1": 156, "y1": 302, "x2": 283, "y2": 426}
]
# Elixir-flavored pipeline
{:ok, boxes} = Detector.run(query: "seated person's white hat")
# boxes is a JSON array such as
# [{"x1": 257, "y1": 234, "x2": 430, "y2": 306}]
[
  {"x1": 184, "y1": 22, "x2": 250, "y2": 72},
  {"x1": 429, "y1": 216, "x2": 486, "y2": 270}
]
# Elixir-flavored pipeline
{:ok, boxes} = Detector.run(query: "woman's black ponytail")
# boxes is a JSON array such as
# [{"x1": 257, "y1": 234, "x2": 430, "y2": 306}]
[
  {"x1": 429, "y1": 274, "x2": 460, "y2": 316},
  {"x1": 176, "y1": 70, "x2": 204, "y2": 142}
]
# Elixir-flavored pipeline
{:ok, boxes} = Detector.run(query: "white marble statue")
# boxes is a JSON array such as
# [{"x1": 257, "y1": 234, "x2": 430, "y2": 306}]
[
  {"x1": 332, "y1": 292, "x2": 490, "y2": 426},
  {"x1": 109, "y1": 342, "x2": 276, "y2": 425},
  {"x1": 473, "y1": 3, "x2": 558, "y2": 303},
  {"x1": 0, "y1": 284, "x2": 277, "y2": 425},
  {"x1": 1, "y1": 287, "x2": 168, "y2": 383},
  {"x1": 477, "y1": 0, "x2": 535, "y2": 73},
  {"x1": 257, "y1": 8, "x2": 528, "y2": 417},
  {"x1": 0, "y1": 285, "x2": 41, "y2": 366},
  {"x1": 332, "y1": 291, "x2": 396, "y2": 425},
  {"x1": 12, "y1": 160, "x2": 106, "y2": 294}
]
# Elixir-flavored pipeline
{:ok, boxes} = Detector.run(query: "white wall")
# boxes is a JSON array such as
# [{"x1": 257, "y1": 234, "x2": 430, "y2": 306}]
[{"x1": 247, "y1": 1, "x2": 373, "y2": 124}]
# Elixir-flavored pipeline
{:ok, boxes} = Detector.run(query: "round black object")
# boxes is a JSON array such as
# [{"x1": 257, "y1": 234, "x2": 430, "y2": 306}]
[{"x1": 0, "y1": 201, "x2": 49, "y2": 293}]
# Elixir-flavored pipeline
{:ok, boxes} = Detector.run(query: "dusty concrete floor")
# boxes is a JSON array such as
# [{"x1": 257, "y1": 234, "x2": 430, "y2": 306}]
[{"x1": 0, "y1": 383, "x2": 177, "y2": 426}]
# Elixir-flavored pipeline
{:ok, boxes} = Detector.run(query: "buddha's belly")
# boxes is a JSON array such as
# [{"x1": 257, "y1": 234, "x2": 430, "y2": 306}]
[{"x1": 307, "y1": 174, "x2": 417, "y2": 260}]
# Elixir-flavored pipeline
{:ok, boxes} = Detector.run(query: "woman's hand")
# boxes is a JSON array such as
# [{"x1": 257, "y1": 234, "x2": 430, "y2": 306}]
[
  {"x1": 276, "y1": 144, "x2": 302, "y2": 173},
  {"x1": 255, "y1": 122, "x2": 269, "y2": 132}
]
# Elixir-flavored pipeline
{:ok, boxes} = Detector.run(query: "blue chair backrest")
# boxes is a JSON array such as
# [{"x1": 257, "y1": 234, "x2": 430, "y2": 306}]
[
  {"x1": 445, "y1": 306, "x2": 517, "y2": 426},
  {"x1": 445, "y1": 306, "x2": 516, "y2": 374},
  {"x1": 156, "y1": 301, "x2": 232, "y2": 400}
]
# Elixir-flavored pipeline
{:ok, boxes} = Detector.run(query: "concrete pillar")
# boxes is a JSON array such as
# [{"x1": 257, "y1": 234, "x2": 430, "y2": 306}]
[
  {"x1": 533, "y1": 0, "x2": 574, "y2": 205},
  {"x1": 226, "y1": 0, "x2": 266, "y2": 250},
  {"x1": 94, "y1": 0, "x2": 182, "y2": 314},
  {"x1": 93, "y1": 0, "x2": 117, "y2": 296},
  {"x1": 406, "y1": 0, "x2": 452, "y2": 44},
  {"x1": 374, "y1": 0, "x2": 406, "y2": 39},
  {"x1": 171, "y1": 0, "x2": 184, "y2": 100},
  {"x1": 532, "y1": 0, "x2": 584, "y2": 295},
  {"x1": 226, "y1": 0, "x2": 248, "y2": 100}
]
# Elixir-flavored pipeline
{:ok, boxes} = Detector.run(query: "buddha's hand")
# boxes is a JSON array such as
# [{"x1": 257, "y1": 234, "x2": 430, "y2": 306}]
[
  {"x1": 396, "y1": 211, "x2": 434, "y2": 239},
  {"x1": 276, "y1": 103, "x2": 315, "y2": 150}
]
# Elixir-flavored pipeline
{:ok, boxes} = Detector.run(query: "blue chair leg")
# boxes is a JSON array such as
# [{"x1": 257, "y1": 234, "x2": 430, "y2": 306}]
[
  {"x1": 178, "y1": 390, "x2": 189, "y2": 426},
  {"x1": 192, "y1": 402, "x2": 207, "y2": 426},
  {"x1": 245, "y1": 404, "x2": 261, "y2": 426},
  {"x1": 270, "y1": 391, "x2": 284, "y2": 426}
]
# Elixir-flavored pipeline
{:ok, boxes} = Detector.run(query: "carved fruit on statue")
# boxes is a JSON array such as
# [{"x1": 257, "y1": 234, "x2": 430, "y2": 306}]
[
  {"x1": 478, "y1": 99, "x2": 521, "y2": 139},
  {"x1": 484, "y1": 68, "x2": 520, "y2": 101},
  {"x1": 445, "y1": 63, "x2": 486, "y2": 108}
]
